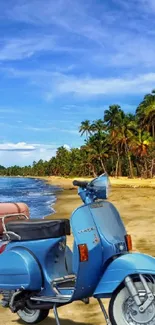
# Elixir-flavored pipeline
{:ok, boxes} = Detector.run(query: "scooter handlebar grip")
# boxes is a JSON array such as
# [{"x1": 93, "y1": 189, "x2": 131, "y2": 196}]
[{"x1": 73, "y1": 180, "x2": 88, "y2": 188}]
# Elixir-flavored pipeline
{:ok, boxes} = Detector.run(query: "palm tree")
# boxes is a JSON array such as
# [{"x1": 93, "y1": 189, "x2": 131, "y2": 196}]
[
  {"x1": 80, "y1": 145, "x2": 97, "y2": 177},
  {"x1": 79, "y1": 120, "x2": 92, "y2": 139},
  {"x1": 148, "y1": 142, "x2": 155, "y2": 178},
  {"x1": 91, "y1": 119, "x2": 105, "y2": 134},
  {"x1": 120, "y1": 114, "x2": 137, "y2": 178},
  {"x1": 85, "y1": 133, "x2": 109, "y2": 173},
  {"x1": 132, "y1": 130, "x2": 153, "y2": 177},
  {"x1": 104, "y1": 105, "x2": 125, "y2": 131},
  {"x1": 104, "y1": 105, "x2": 126, "y2": 176},
  {"x1": 132, "y1": 130, "x2": 153, "y2": 157},
  {"x1": 136, "y1": 90, "x2": 155, "y2": 138}
]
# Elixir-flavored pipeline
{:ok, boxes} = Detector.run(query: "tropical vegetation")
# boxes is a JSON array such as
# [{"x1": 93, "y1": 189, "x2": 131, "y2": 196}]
[{"x1": 0, "y1": 91, "x2": 155, "y2": 178}]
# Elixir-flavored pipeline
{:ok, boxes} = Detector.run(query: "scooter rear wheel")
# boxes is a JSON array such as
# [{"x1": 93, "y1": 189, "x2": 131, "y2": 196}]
[{"x1": 17, "y1": 308, "x2": 49, "y2": 324}]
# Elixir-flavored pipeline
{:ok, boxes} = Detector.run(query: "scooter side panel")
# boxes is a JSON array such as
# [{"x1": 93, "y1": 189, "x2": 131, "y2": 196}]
[
  {"x1": 6, "y1": 237, "x2": 67, "y2": 296},
  {"x1": 93, "y1": 253, "x2": 155, "y2": 298},
  {"x1": 89, "y1": 201, "x2": 127, "y2": 262},
  {"x1": 0, "y1": 247, "x2": 42, "y2": 290},
  {"x1": 70, "y1": 205, "x2": 103, "y2": 300}
]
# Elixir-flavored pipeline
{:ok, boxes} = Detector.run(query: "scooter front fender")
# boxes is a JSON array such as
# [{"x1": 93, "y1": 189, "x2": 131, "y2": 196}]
[{"x1": 93, "y1": 253, "x2": 155, "y2": 298}]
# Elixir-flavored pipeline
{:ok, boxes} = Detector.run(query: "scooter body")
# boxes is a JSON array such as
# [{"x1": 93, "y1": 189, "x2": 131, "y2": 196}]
[
  {"x1": 1, "y1": 174, "x2": 155, "y2": 325},
  {"x1": 0, "y1": 200, "x2": 130, "y2": 296}
]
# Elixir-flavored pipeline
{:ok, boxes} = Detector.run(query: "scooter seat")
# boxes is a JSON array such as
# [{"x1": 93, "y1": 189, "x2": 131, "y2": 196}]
[{"x1": 4, "y1": 219, "x2": 71, "y2": 241}]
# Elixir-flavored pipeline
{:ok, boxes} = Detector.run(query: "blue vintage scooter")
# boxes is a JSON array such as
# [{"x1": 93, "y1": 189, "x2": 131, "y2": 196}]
[{"x1": 1, "y1": 174, "x2": 155, "y2": 325}]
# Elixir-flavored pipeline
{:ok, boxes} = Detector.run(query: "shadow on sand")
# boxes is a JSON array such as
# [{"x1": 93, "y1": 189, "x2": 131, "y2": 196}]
[{"x1": 13, "y1": 317, "x2": 92, "y2": 325}]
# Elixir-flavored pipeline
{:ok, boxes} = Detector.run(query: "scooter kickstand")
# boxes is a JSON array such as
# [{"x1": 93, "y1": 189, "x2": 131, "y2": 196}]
[
  {"x1": 97, "y1": 298, "x2": 112, "y2": 325},
  {"x1": 53, "y1": 304, "x2": 61, "y2": 325}
]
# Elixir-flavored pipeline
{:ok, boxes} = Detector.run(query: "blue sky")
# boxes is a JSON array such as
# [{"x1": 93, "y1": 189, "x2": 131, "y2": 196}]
[{"x1": 1, "y1": 0, "x2": 155, "y2": 166}]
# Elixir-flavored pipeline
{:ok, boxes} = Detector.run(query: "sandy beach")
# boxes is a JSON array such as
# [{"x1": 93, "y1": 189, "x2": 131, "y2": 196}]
[
  {"x1": 36, "y1": 175, "x2": 155, "y2": 190},
  {"x1": 1, "y1": 176, "x2": 155, "y2": 325},
  {"x1": 47, "y1": 176, "x2": 155, "y2": 254}
]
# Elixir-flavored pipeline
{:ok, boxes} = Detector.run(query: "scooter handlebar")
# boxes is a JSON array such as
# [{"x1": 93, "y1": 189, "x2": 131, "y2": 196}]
[{"x1": 73, "y1": 180, "x2": 88, "y2": 188}]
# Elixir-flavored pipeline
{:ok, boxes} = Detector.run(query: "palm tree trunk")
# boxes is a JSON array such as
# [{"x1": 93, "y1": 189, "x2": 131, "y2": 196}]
[
  {"x1": 99, "y1": 157, "x2": 106, "y2": 173},
  {"x1": 119, "y1": 158, "x2": 122, "y2": 176},
  {"x1": 150, "y1": 158, "x2": 155, "y2": 178},
  {"x1": 144, "y1": 158, "x2": 148, "y2": 178},
  {"x1": 125, "y1": 143, "x2": 134, "y2": 178},
  {"x1": 115, "y1": 159, "x2": 119, "y2": 177},
  {"x1": 90, "y1": 164, "x2": 97, "y2": 177},
  {"x1": 115, "y1": 146, "x2": 120, "y2": 177},
  {"x1": 136, "y1": 163, "x2": 140, "y2": 177},
  {"x1": 152, "y1": 122, "x2": 155, "y2": 139},
  {"x1": 128, "y1": 154, "x2": 134, "y2": 178}
]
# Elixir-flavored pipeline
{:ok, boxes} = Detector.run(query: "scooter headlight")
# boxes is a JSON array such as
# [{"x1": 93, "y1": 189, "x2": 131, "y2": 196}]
[{"x1": 89, "y1": 173, "x2": 111, "y2": 199}]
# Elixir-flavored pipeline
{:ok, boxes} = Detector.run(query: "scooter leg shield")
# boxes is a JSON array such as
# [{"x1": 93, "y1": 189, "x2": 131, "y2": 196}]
[
  {"x1": 0, "y1": 247, "x2": 42, "y2": 290},
  {"x1": 93, "y1": 253, "x2": 155, "y2": 298}
]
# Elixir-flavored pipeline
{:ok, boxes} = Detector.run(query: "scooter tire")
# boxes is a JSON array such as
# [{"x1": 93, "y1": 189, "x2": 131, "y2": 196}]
[
  {"x1": 17, "y1": 308, "x2": 49, "y2": 324},
  {"x1": 108, "y1": 281, "x2": 155, "y2": 325}
]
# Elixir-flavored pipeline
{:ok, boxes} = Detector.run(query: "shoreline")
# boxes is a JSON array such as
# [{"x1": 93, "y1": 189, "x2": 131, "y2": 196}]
[
  {"x1": 41, "y1": 176, "x2": 155, "y2": 220},
  {"x1": 31, "y1": 175, "x2": 155, "y2": 189},
  {"x1": 2, "y1": 175, "x2": 155, "y2": 189}
]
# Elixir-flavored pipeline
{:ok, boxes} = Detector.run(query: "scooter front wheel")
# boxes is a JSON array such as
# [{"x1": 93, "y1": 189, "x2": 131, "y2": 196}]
[
  {"x1": 17, "y1": 308, "x2": 49, "y2": 324},
  {"x1": 109, "y1": 281, "x2": 155, "y2": 325}
]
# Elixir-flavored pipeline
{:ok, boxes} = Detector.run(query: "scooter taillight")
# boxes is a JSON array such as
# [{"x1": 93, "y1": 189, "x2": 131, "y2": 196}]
[
  {"x1": 78, "y1": 244, "x2": 89, "y2": 262},
  {"x1": 0, "y1": 244, "x2": 7, "y2": 254}
]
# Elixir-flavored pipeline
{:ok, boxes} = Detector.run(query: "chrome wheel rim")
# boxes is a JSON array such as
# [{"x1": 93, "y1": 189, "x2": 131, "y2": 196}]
[
  {"x1": 22, "y1": 307, "x2": 38, "y2": 316},
  {"x1": 123, "y1": 291, "x2": 155, "y2": 324},
  {"x1": 17, "y1": 308, "x2": 41, "y2": 323}
]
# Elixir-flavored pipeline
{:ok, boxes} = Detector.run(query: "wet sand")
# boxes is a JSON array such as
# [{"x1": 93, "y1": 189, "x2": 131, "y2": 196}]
[{"x1": 1, "y1": 177, "x2": 155, "y2": 325}]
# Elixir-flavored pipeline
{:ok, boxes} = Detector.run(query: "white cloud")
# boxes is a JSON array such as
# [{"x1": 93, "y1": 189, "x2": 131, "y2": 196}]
[
  {"x1": 4, "y1": 0, "x2": 107, "y2": 46},
  {"x1": 25, "y1": 126, "x2": 53, "y2": 132},
  {"x1": 0, "y1": 142, "x2": 35, "y2": 151},
  {"x1": 0, "y1": 108, "x2": 19, "y2": 114},
  {"x1": 61, "y1": 129, "x2": 78, "y2": 135},
  {"x1": 0, "y1": 0, "x2": 154, "y2": 69},
  {"x1": 25, "y1": 125, "x2": 78, "y2": 135},
  {"x1": 63, "y1": 144, "x2": 71, "y2": 150},
  {"x1": 138, "y1": 0, "x2": 155, "y2": 12},
  {"x1": 94, "y1": 39, "x2": 155, "y2": 68},
  {"x1": 1, "y1": 0, "x2": 155, "y2": 103},
  {"x1": 3, "y1": 67, "x2": 50, "y2": 78},
  {"x1": 0, "y1": 37, "x2": 53, "y2": 61},
  {"x1": 0, "y1": 36, "x2": 84, "y2": 61},
  {"x1": 0, "y1": 116, "x2": 79, "y2": 135},
  {"x1": 4, "y1": 0, "x2": 155, "y2": 53},
  {"x1": 0, "y1": 142, "x2": 72, "y2": 166},
  {"x1": 48, "y1": 72, "x2": 155, "y2": 97},
  {"x1": 4, "y1": 66, "x2": 155, "y2": 98}
]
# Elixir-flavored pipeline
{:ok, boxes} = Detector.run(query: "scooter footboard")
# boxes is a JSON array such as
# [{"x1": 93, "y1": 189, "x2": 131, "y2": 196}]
[
  {"x1": 0, "y1": 247, "x2": 42, "y2": 290},
  {"x1": 93, "y1": 253, "x2": 155, "y2": 298}
]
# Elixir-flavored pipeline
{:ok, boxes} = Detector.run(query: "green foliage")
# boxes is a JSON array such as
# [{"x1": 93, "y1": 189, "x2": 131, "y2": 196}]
[
  {"x1": 136, "y1": 90, "x2": 155, "y2": 138},
  {"x1": 0, "y1": 91, "x2": 155, "y2": 178}
]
